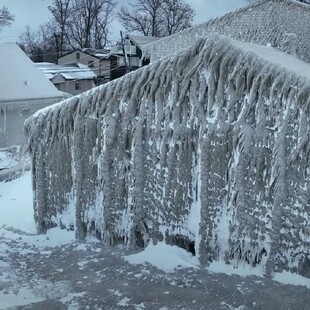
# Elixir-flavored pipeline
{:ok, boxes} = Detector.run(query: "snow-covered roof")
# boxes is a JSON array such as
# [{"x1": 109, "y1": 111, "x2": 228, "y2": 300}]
[
  {"x1": 126, "y1": 35, "x2": 159, "y2": 49},
  {"x1": 59, "y1": 48, "x2": 110, "y2": 60},
  {"x1": 82, "y1": 48, "x2": 110, "y2": 58},
  {"x1": 0, "y1": 44, "x2": 62, "y2": 103},
  {"x1": 143, "y1": 0, "x2": 310, "y2": 63},
  {"x1": 34, "y1": 62, "x2": 97, "y2": 81}
]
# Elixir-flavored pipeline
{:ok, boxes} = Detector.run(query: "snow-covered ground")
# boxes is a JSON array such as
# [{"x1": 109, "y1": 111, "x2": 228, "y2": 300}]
[{"x1": 0, "y1": 150, "x2": 309, "y2": 309}]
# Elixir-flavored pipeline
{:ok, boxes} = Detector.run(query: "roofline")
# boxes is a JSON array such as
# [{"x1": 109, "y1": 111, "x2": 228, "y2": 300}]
[
  {"x1": 58, "y1": 48, "x2": 105, "y2": 60},
  {"x1": 125, "y1": 34, "x2": 159, "y2": 49},
  {"x1": 0, "y1": 95, "x2": 64, "y2": 104},
  {"x1": 52, "y1": 75, "x2": 96, "y2": 81},
  {"x1": 142, "y1": 0, "x2": 310, "y2": 51}
]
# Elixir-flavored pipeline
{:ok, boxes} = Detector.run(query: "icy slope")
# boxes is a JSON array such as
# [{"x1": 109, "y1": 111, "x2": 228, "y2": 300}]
[
  {"x1": 25, "y1": 35, "x2": 310, "y2": 277},
  {"x1": 143, "y1": 0, "x2": 310, "y2": 63}
]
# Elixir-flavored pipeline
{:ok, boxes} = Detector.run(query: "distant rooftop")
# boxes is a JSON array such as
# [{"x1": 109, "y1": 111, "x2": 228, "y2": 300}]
[
  {"x1": 0, "y1": 44, "x2": 62, "y2": 103},
  {"x1": 126, "y1": 35, "x2": 160, "y2": 49},
  {"x1": 34, "y1": 62, "x2": 97, "y2": 81},
  {"x1": 82, "y1": 48, "x2": 110, "y2": 58}
]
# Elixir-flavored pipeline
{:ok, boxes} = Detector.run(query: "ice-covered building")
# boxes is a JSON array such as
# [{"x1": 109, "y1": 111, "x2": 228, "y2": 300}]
[
  {"x1": 143, "y1": 0, "x2": 310, "y2": 63},
  {"x1": 25, "y1": 33, "x2": 310, "y2": 277},
  {"x1": 0, "y1": 44, "x2": 64, "y2": 148}
]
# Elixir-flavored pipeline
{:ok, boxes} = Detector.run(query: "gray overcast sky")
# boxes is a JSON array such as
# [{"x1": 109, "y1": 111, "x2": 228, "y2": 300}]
[{"x1": 0, "y1": 0, "x2": 246, "y2": 43}]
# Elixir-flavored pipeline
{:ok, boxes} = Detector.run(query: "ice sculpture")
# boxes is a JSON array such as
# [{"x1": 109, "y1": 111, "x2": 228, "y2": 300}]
[{"x1": 25, "y1": 35, "x2": 310, "y2": 276}]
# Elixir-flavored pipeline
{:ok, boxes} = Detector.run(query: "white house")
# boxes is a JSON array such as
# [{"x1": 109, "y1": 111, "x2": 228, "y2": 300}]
[
  {"x1": 57, "y1": 48, "x2": 111, "y2": 84},
  {"x1": 0, "y1": 44, "x2": 64, "y2": 148},
  {"x1": 35, "y1": 62, "x2": 97, "y2": 96},
  {"x1": 111, "y1": 34, "x2": 159, "y2": 68}
]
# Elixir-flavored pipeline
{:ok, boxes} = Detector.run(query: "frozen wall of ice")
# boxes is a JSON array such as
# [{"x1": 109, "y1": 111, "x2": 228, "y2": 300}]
[
  {"x1": 25, "y1": 35, "x2": 310, "y2": 276},
  {"x1": 143, "y1": 0, "x2": 310, "y2": 64}
]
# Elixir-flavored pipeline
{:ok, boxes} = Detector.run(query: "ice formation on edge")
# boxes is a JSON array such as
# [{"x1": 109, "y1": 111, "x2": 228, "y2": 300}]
[
  {"x1": 25, "y1": 35, "x2": 310, "y2": 276},
  {"x1": 143, "y1": 0, "x2": 310, "y2": 63}
]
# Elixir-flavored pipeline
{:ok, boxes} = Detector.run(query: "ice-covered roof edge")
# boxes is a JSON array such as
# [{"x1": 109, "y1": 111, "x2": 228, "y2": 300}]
[
  {"x1": 26, "y1": 33, "x2": 310, "y2": 125},
  {"x1": 142, "y1": 0, "x2": 310, "y2": 56}
]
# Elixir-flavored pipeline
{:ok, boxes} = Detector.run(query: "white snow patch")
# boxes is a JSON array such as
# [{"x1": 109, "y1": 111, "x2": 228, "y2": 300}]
[
  {"x1": 236, "y1": 41, "x2": 310, "y2": 80},
  {"x1": 60, "y1": 291, "x2": 85, "y2": 303},
  {"x1": 40, "y1": 250, "x2": 52, "y2": 256},
  {"x1": 117, "y1": 297, "x2": 131, "y2": 307},
  {"x1": 0, "y1": 171, "x2": 35, "y2": 234},
  {"x1": 75, "y1": 243, "x2": 90, "y2": 251},
  {"x1": 134, "y1": 303, "x2": 146, "y2": 309},
  {"x1": 124, "y1": 242, "x2": 198, "y2": 273},
  {"x1": 273, "y1": 271, "x2": 310, "y2": 289},
  {"x1": 208, "y1": 261, "x2": 264, "y2": 278},
  {"x1": 0, "y1": 288, "x2": 44, "y2": 309},
  {"x1": 0, "y1": 170, "x2": 75, "y2": 250},
  {"x1": 0, "y1": 150, "x2": 20, "y2": 169}
]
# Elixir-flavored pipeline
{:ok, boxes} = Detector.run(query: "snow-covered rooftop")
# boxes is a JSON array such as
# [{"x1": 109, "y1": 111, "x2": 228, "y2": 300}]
[
  {"x1": 127, "y1": 35, "x2": 159, "y2": 49},
  {"x1": 0, "y1": 44, "x2": 62, "y2": 103},
  {"x1": 143, "y1": 0, "x2": 310, "y2": 63},
  {"x1": 235, "y1": 40, "x2": 310, "y2": 80},
  {"x1": 34, "y1": 62, "x2": 97, "y2": 81},
  {"x1": 82, "y1": 47, "x2": 110, "y2": 58}
]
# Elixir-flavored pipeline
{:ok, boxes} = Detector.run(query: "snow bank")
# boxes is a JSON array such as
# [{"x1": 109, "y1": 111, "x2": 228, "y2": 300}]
[
  {"x1": 0, "y1": 171, "x2": 35, "y2": 234},
  {"x1": 25, "y1": 34, "x2": 310, "y2": 277},
  {"x1": 273, "y1": 271, "x2": 310, "y2": 289},
  {"x1": 0, "y1": 288, "x2": 44, "y2": 309},
  {"x1": 0, "y1": 168, "x2": 75, "y2": 245},
  {"x1": 124, "y1": 242, "x2": 198, "y2": 273}
]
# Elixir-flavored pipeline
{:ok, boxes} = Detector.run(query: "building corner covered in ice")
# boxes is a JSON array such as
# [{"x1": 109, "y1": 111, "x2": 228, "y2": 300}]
[
  {"x1": 0, "y1": 44, "x2": 64, "y2": 148},
  {"x1": 25, "y1": 32, "x2": 310, "y2": 277}
]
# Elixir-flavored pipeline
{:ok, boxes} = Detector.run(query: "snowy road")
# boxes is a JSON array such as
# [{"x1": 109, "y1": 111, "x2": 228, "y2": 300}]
[
  {"x1": 0, "y1": 152, "x2": 309, "y2": 309},
  {"x1": 1, "y1": 228, "x2": 310, "y2": 310}
]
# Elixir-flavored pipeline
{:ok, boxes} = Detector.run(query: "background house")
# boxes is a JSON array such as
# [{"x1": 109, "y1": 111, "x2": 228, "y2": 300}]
[
  {"x1": 56, "y1": 36, "x2": 160, "y2": 83},
  {"x1": 35, "y1": 62, "x2": 97, "y2": 95},
  {"x1": 57, "y1": 48, "x2": 110, "y2": 85},
  {"x1": 109, "y1": 34, "x2": 159, "y2": 80},
  {"x1": 0, "y1": 43, "x2": 64, "y2": 148}
]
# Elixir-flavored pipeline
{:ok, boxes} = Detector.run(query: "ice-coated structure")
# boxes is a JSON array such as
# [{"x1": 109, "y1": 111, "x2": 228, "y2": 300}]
[
  {"x1": 0, "y1": 44, "x2": 64, "y2": 148},
  {"x1": 25, "y1": 35, "x2": 310, "y2": 276},
  {"x1": 143, "y1": 0, "x2": 310, "y2": 63}
]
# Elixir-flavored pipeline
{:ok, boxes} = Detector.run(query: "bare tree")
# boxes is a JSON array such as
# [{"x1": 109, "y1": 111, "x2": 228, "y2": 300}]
[
  {"x1": 93, "y1": 1, "x2": 115, "y2": 49},
  {"x1": 66, "y1": 0, "x2": 116, "y2": 48},
  {"x1": 19, "y1": 0, "x2": 115, "y2": 62},
  {"x1": 19, "y1": 25, "x2": 57, "y2": 62},
  {"x1": 118, "y1": 0, "x2": 163, "y2": 37},
  {"x1": 0, "y1": 6, "x2": 14, "y2": 31},
  {"x1": 19, "y1": 26, "x2": 44, "y2": 62},
  {"x1": 48, "y1": 0, "x2": 72, "y2": 57},
  {"x1": 162, "y1": 0, "x2": 194, "y2": 36},
  {"x1": 118, "y1": 0, "x2": 195, "y2": 37}
]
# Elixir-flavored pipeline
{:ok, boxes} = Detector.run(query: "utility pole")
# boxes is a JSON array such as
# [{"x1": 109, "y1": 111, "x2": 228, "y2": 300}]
[{"x1": 120, "y1": 31, "x2": 130, "y2": 73}]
